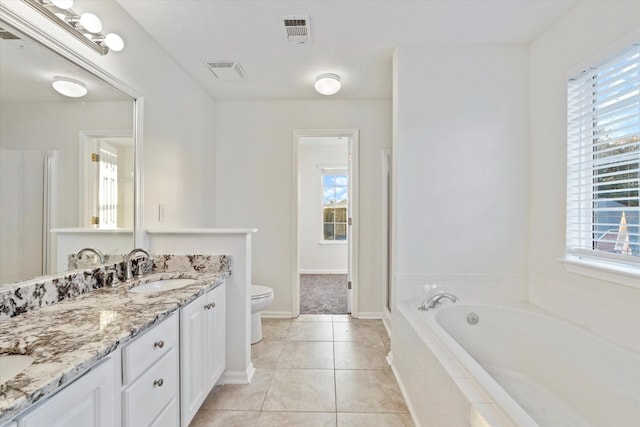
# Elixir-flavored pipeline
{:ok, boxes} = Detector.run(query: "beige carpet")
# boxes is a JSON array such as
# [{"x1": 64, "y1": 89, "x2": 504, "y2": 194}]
[{"x1": 300, "y1": 274, "x2": 349, "y2": 314}]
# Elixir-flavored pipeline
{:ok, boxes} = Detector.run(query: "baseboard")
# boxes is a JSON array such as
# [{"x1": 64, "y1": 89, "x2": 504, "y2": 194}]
[
  {"x1": 355, "y1": 311, "x2": 384, "y2": 320},
  {"x1": 299, "y1": 269, "x2": 348, "y2": 275},
  {"x1": 219, "y1": 363, "x2": 255, "y2": 385},
  {"x1": 261, "y1": 311, "x2": 294, "y2": 319},
  {"x1": 382, "y1": 307, "x2": 391, "y2": 336}
]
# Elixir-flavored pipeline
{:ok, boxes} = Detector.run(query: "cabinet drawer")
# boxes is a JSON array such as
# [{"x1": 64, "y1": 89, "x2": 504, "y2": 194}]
[
  {"x1": 122, "y1": 312, "x2": 178, "y2": 384},
  {"x1": 122, "y1": 348, "x2": 178, "y2": 427}
]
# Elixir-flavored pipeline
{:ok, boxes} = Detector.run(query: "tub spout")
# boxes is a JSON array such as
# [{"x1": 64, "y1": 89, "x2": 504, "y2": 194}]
[{"x1": 419, "y1": 292, "x2": 459, "y2": 311}]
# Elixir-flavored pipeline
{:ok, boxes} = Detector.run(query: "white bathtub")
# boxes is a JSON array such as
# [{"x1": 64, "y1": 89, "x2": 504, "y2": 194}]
[{"x1": 393, "y1": 301, "x2": 640, "y2": 427}]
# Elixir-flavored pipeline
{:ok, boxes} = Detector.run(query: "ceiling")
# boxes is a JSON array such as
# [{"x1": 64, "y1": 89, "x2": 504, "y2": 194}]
[
  {"x1": 0, "y1": 21, "x2": 131, "y2": 102},
  {"x1": 116, "y1": 0, "x2": 580, "y2": 101}
]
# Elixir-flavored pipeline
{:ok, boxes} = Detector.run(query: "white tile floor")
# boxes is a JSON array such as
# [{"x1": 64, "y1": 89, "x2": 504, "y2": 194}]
[{"x1": 190, "y1": 315, "x2": 415, "y2": 426}]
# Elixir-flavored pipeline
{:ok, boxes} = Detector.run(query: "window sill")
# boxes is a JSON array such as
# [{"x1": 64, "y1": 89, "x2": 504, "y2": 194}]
[
  {"x1": 318, "y1": 241, "x2": 347, "y2": 246},
  {"x1": 560, "y1": 256, "x2": 640, "y2": 289}
]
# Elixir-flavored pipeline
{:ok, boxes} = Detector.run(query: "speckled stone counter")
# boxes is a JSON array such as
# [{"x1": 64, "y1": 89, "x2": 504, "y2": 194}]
[{"x1": 0, "y1": 256, "x2": 230, "y2": 424}]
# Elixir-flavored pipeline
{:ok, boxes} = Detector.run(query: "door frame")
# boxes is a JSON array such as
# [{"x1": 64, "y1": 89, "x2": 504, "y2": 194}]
[
  {"x1": 292, "y1": 129, "x2": 359, "y2": 318},
  {"x1": 78, "y1": 130, "x2": 133, "y2": 228}
]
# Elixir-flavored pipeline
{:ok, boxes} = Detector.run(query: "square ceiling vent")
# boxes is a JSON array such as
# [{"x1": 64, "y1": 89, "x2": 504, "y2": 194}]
[
  {"x1": 282, "y1": 15, "x2": 310, "y2": 44},
  {"x1": 206, "y1": 61, "x2": 246, "y2": 81}
]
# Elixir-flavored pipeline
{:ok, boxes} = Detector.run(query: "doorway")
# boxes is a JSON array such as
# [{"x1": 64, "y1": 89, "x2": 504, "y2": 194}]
[
  {"x1": 292, "y1": 129, "x2": 359, "y2": 317},
  {"x1": 79, "y1": 130, "x2": 134, "y2": 229}
]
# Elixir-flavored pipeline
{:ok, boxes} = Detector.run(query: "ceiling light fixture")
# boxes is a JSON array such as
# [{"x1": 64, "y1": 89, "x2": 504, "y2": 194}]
[
  {"x1": 24, "y1": 0, "x2": 124, "y2": 55},
  {"x1": 52, "y1": 76, "x2": 87, "y2": 98},
  {"x1": 314, "y1": 73, "x2": 341, "y2": 96}
]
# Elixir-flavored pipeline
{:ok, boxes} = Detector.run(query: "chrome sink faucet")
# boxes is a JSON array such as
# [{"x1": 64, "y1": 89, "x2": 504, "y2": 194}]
[
  {"x1": 76, "y1": 247, "x2": 106, "y2": 264},
  {"x1": 124, "y1": 248, "x2": 153, "y2": 281},
  {"x1": 419, "y1": 292, "x2": 459, "y2": 311}
]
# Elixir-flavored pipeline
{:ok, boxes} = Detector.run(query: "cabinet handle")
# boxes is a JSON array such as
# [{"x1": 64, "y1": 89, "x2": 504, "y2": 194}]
[
  {"x1": 154, "y1": 378, "x2": 164, "y2": 387},
  {"x1": 204, "y1": 302, "x2": 216, "y2": 310},
  {"x1": 154, "y1": 340, "x2": 165, "y2": 349}
]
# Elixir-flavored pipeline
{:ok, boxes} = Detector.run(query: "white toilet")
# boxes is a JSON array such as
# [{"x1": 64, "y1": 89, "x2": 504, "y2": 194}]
[{"x1": 251, "y1": 285, "x2": 274, "y2": 344}]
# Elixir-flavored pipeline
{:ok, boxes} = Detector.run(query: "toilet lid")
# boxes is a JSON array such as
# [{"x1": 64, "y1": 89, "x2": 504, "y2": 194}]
[{"x1": 251, "y1": 285, "x2": 273, "y2": 299}]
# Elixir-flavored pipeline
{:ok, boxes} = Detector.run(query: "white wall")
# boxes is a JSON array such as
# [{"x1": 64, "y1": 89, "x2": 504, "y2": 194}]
[
  {"x1": 299, "y1": 141, "x2": 348, "y2": 273},
  {"x1": 215, "y1": 100, "x2": 391, "y2": 316},
  {"x1": 0, "y1": 0, "x2": 218, "y2": 230},
  {"x1": 393, "y1": 44, "x2": 530, "y2": 302},
  {"x1": 0, "y1": 101, "x2": 132, "y2": 228},
  {"x1": 529, "y1": 0, "x2": 640, "y2": 350}
]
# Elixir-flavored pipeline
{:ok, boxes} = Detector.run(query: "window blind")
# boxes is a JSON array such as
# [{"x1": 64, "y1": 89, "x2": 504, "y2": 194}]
[{"x1": 567, "y1": 42, "x2": 640, "y2": 265}]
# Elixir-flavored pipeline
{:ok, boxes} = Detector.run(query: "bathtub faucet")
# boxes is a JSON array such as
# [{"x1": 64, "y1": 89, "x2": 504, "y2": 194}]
[{"x1": 419, "y1": 292, "x2": 459, "y2": 311}]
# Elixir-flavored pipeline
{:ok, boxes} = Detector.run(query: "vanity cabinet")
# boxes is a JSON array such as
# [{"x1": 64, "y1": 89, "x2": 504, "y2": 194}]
[
  {"x1": 15, "y1": 357, "x2": 115, "y2": 427},
  {"x1": 180, "y1": 283, "x2": 226, "y2": 426},
  {"x1": 121, "y1": 312, "x2": 179, "y2": 427}
]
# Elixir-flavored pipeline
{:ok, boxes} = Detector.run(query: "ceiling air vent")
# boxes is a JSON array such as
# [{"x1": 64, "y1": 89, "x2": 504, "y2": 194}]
[
  {"x1": 205, "y1": 61, "x2": 246, "y2": 81},
  {"x1": 282, "y1": 15, "x2": 310, "y2": 44}
]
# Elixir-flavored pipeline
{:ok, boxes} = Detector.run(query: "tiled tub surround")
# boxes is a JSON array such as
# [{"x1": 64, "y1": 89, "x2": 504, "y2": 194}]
[
  {"x1": 0, "y1": 254, "x2": 231, "y2": 320},
  {"x1": 392, "y1": 300, "x2": 640, "y2": 427},
  {"x1": 0, "y1": 255, "x2": 230, "y2": 424}
]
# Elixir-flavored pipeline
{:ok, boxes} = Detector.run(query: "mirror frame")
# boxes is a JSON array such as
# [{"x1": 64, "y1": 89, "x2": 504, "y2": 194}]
[{"x1": 0, "y1": 4, "x2": 144, "y2": 260}]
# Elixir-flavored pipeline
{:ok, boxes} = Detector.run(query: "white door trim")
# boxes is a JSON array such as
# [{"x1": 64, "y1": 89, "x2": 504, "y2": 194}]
[
  {"x1": 292, "y1": 129, "x2": 359, "y2": 318},
  {"x1": 78, "y1": 130, "x2": 133, "y2": 228}
]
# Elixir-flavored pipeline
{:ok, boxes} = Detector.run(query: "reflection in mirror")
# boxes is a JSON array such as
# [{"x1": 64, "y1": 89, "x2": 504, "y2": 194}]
[{"x1": 0, "y1": 19, "x2": 135, "y2": 285}]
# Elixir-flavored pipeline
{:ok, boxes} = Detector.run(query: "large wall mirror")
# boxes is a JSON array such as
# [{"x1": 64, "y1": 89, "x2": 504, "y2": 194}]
[{"x1": 0, "y1": 11, "x2": 141, "y2": 285}]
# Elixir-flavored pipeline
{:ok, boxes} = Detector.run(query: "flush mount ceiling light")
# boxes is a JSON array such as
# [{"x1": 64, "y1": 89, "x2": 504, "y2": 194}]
[
  {"x1": 52, "y1": 76, "x2": 87, "y2": 98},
  {"x1": 24, "y1": 0, "x2": 124, "y2": 55},
  {"x1": 314, "y1": 73, "x2": 341, "y2": 96}
]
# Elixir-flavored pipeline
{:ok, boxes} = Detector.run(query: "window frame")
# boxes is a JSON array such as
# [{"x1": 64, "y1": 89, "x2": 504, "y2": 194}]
[
  {"x1": 564, "y1": 41, "x2": 640, "y2": 286},
  {"x1": 320, "y1": 169, "x2": 348, "y2": 243}
]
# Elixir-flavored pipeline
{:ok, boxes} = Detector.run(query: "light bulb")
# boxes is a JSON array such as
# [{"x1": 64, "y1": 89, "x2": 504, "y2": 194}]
[
  {"x1": 104, "y1": 33, "x2": 124, "y2": 52},
  {"x1": 52, "y1": 76, "x2": 87, "y2": 98},
  {"x1": 50, "y1": 0, "x2": 73, "y2": 9},
  {"x1": 79, "y1": 13, "x2": 102, "y2": 33},
  {"x1": 314, "y1": 73, "x2": 341, "y2": 96}
]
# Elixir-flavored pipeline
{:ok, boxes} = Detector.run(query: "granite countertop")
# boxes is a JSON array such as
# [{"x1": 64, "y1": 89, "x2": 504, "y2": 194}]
[{"x1": 0, "y1": 270, "x2": 228, "y2": 424}]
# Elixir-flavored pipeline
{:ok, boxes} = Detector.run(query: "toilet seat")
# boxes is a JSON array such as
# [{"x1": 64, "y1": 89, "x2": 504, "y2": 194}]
[{"x1": 252, "y1": 285, "x2": 273, "y2": 300}]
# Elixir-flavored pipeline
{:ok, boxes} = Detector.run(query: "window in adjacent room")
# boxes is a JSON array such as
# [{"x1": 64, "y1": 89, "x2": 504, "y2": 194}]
[
  {"x1": 322, "y1": 170, "x2": 348, "y2": 241},
  {"x1": 566, "y1": 41, "x2": 640, "y2": 267}
]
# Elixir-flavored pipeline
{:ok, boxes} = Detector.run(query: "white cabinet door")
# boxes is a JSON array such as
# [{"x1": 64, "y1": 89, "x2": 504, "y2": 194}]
[
  {"x1": 180, "y1": 291, "x2": 208, "y2": 426},
  {"x1": 206, "y1": 283, "x2": 226, "y2": 390},
  {"x1": 17, "y1": 358, "x2": 114, "y2": 427},
  {"x1": 180, "y1": 282, "x2": 226, "y2": 427}
]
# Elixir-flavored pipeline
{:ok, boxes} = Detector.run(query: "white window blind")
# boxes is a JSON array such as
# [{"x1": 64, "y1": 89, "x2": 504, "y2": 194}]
[{"x1": 567, "y1": 42, "x2": 640, "y2": 266}]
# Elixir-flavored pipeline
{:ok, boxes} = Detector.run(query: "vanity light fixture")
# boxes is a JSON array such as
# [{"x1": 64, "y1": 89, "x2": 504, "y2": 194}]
[
  {"x1": 77, "y1": 12, "x2": 102, "y2": 34},
  {"x1": 52, "y1": 76, "x2": 87, "y2": 98},
  {"x1": 22, "y1": 0, "x2": 124, "y2": 55},
  {"x1": 314, "y1": 73, "x2": 341, "y2": 96},
  {"x1": 101, "y1": 33, "x2": 125, "y2": 52}
]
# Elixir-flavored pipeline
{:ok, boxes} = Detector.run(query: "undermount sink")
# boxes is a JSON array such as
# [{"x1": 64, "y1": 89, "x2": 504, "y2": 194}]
[
  {"x1": 128, "y1": 278, "x2": 198, "y2": 294},
  {"x1": 0, "y1": 355, "x2": 34, "y2": 384}
]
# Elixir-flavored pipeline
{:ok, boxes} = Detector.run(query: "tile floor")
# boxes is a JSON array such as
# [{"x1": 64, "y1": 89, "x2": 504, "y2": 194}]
[{"x1": 190, "y1": 315, "x2": 415, "y2": 426}]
